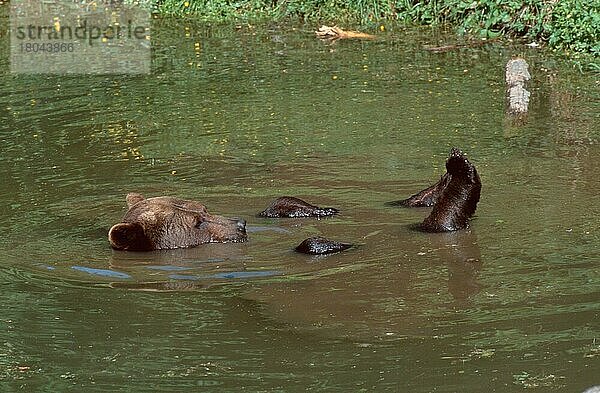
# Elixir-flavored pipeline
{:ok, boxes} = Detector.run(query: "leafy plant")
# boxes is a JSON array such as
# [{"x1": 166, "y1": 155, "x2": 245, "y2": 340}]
[{"x1": 154, "y1": 0, "x2": 600, "y2": 55}]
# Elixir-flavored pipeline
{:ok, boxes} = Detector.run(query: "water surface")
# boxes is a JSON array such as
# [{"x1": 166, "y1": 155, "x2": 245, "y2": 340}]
[{"x1": 0, "y1": 13, "x2": 599, "y2": 392}]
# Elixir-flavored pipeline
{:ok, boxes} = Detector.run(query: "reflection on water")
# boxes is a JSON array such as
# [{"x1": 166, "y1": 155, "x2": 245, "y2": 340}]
[
  {"x1": 0, "y1": 10, "x2": 598, "y2": 392},
  {"x1": 429, "y1": 229, "x2": 483, "y2": 302}
]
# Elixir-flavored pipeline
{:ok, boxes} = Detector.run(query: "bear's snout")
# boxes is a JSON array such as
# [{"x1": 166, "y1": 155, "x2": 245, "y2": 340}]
[
  {"x1": 233, "y1": 218, "x2": 247, "y2": 231},
  {"x1": 221, "y1": 217, "x2": 247, "y2": 243}
]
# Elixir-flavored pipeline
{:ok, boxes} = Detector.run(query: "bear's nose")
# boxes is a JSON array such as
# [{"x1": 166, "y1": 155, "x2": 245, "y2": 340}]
[{"x1": 234, "y1": 218, "x2": 246, "y2": 230}]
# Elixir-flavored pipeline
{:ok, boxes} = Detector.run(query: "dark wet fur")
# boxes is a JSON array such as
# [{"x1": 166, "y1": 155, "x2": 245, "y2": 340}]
[
  {"x1": 386, "y1": 173, "x2": 451, "y2": 207},
  {"x1": 259, "y1": 196, "x2": 338, "y2": 218},
  {"x1": 420, "y1": 148, "x2": 481, "y2": 232},
  {"x1": 390, "y1": 148, "x2": 481, "y2": 232},
  {"x1": 295, "y1": 236, "x2": 353, "y2": 255}
]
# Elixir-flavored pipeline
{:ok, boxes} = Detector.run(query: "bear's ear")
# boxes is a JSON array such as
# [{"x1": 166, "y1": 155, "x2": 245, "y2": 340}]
[
  {"x1": 126, "y1": 193, "x2": 145, "y2": 208},
  {"x1": 108, "y1": 222, "x2": 152, "y2": 251}
]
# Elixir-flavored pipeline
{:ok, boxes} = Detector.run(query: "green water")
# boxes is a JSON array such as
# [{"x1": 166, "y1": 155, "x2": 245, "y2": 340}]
[{"x1": 1, "y1": 15, "x2": 599, "y2": 392}]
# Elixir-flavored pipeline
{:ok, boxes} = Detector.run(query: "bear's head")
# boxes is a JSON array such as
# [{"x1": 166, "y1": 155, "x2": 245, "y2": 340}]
[{"x1": 109, "y1": 193, "x2": 247, "y2": 251}]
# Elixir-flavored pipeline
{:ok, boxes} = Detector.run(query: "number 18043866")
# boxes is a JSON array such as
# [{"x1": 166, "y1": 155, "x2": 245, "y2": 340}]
[{"x1": 20, "y1": 42, "x2": 75, "y2": 53}]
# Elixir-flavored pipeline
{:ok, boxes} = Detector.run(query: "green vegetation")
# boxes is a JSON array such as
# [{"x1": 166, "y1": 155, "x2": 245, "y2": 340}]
[{"x1": 153, "y1": 0, "x2": 599, "y2": 56}]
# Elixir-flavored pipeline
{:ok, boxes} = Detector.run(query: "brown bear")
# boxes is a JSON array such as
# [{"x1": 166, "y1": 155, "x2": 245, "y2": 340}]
[
  {"x1": 388, "y1": 148, "x2": 481, "y2": 232},
  {"x1": 108, "y1": 193, "x2": 247, "y2": 251},
  {"x1": 259, "y1": 196, "x2": 338, "y2": 218}
]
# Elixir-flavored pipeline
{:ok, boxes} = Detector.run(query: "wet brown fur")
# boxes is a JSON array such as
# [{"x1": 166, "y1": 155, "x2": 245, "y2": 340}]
[
  {"x1": 388, "y1": 148, "x2": 481, "y2": 232},
  {"x1": 420, "y1": 148, "x2": 481, "y2": 232},
  {"x1": 259, "y1": 196, "x2": 338, "y2": 218},
  {"x1": 386, "y1": 172, "x2": 451, "y2": 207},
  {"x1": 295, "y1": 236, "x2": 353, "y2": 255}
]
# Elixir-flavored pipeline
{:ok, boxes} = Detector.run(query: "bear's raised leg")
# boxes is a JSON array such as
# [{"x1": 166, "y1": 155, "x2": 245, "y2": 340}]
[
  {"x1": 386, "y1": 172, "x2": 451, "y2": 207},
  {"x1": 420, "y1": 148, "x2": 481, "y2": 232}
]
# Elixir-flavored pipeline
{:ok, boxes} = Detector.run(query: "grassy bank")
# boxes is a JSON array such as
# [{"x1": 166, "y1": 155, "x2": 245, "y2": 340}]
[{"x1": 153, "y1": 0, "x2": 599, "y2": 56}]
